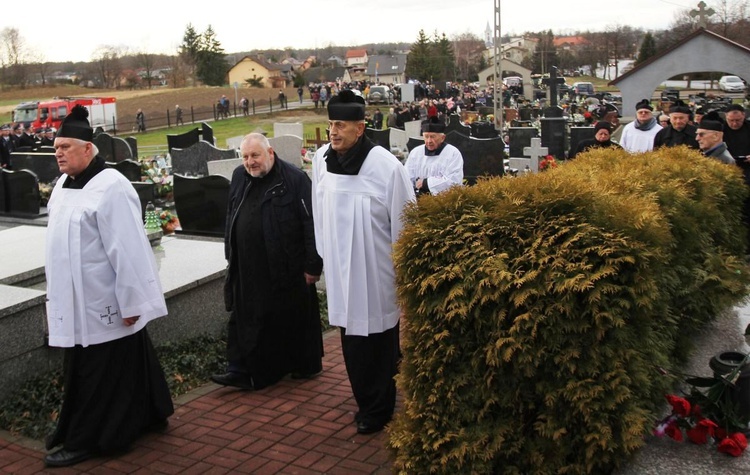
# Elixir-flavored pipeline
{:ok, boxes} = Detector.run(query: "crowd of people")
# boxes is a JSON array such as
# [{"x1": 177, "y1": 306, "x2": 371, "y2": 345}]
[{"x1": 30, "y1": 76, "x2": 750, "y2": 469}]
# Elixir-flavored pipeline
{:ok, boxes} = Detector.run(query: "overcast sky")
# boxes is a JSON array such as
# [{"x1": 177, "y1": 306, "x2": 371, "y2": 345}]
[{"x1": 4, "y1": 0, "x2": 697, "y2": 63}]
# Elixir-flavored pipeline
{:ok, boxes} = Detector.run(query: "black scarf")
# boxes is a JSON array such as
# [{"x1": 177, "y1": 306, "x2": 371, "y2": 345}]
[
  {"x1": 424, "y1": 142, "x2": 447, "y2": 156},
  {"x1": 324, "y1": 135, "x2": 376, "y2": 175},
  {"x1": 63, "y1": 156, "x2": 106, "y2": 189}
]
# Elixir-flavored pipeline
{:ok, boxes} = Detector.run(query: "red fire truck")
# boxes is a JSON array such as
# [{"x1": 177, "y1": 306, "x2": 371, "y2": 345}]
[{"x1": 12, "y1": 96, "x2": 117, "y2": 132}]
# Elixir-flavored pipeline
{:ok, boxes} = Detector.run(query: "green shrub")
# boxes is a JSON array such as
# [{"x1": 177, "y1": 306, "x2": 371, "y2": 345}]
[{"x1": 389, "y1": 147, "x2": 750, "y2": 474}]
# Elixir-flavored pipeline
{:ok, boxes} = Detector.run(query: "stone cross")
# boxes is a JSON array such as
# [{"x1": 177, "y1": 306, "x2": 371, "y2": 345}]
[
  {"x1": 523, "y1": 138, "x2": 548, "y2": 173},
  {"x1": 690, "y1": 1, "x2": 715, "y2": 29}
]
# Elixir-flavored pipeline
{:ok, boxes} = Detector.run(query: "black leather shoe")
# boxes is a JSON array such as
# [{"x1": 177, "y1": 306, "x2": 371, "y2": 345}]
[
  {"x1": 291, "y1": 370, "x2": 321, "y2": 380},
  {"x1": 44, "y1": 448, "x2": 94, "y2": 467},
  {"x1": 210, "y1": 372, "x2": 254, "y2": 390},
  {"x1": 356, "y1": 421, "x2": 385, "y2": 435}
]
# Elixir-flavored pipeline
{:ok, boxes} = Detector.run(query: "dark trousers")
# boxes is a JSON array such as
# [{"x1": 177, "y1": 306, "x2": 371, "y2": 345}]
[{"x1": 340, "y1": 323, "x2": 399, "y2": 427}]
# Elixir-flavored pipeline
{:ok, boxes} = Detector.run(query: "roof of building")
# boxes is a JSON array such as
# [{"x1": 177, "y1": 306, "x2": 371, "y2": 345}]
[
  {"x1": 346, "y1": 49, "x2": 368, "y2": 59},
  {"x1": 365, "y1": 54, "x2": 407, "y2": 76}
]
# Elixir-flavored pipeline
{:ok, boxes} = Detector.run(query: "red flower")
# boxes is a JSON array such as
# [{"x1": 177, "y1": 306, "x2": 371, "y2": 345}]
[
  {"x1": 664, "y1": 420, "x2": 683, "y2": 442},
  {"x1": 665, "y1": 394, "x2": 691, "y2": 417},
  {"x1": 717, "y1": 433, "x2": 748, "y2": 457},
  {"x1": 686, "y1": 419, "x2": 717, "y2": 445},
  {"x1": 715, "y1": 428, "x2": 728, "y2": 440}
]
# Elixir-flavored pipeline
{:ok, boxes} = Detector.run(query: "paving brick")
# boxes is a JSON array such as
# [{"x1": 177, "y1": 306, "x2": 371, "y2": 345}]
[
  {"x1": 252, "y1": 459, "x2": 289, "y2": 475},
  {"x1": 308, "y1": 454, "x2": 340, "y2": 473},
  {"x1": 285, "y1": 449, "x2": 324, "y2": 469},
  {"x1": 203, "y1": 447, "x2": 252, "y2": 469},
  {"x1": 233, "y1": 455, "x2": 271, "y2": 474}
]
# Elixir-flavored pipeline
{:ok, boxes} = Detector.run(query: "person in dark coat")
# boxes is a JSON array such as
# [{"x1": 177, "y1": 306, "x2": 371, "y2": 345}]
[
  {"x1": 212, "y1": 133, "x2": 324, "y2": 390},
  {"x1": 569, "y1": 121, "x2": 622, "y2": 159},
  {"x1": 653, "y1": 100, "x2": 699, "y2": 150}
]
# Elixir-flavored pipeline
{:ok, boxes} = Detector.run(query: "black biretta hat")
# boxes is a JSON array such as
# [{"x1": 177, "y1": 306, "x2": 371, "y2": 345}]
[
  {"x1": 698, "y1": 111, "x2": 724, "y2": 132},
  {"x1": 328, "y1": 90, "x2": 366, "y2": 121},
  {"x1": 421, "y1": 117, "x2": 445, "y2": 134},
  {"x1": 594, "y1": 121, "x2": 612, "y2": 133},
  {"x1": 635, "y1": 99, "x2": 653, "y2": 111},
  {"x1": 669, "y1": 100, "x2": 691, "y2": 115},
  {"x1": 56, "y1": 105, "x2": 93, "y2": 141}
]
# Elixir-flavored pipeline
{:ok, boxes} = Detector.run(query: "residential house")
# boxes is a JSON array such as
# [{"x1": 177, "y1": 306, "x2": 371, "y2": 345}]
[
  {"x1": 345, "y1": 49, "x2": 368, "y2": 68},
  {"x1": 553, "y1": 36, "x2": 590, "y2": 52},
  {"x1": 365, "y1": 54, "x2": 407, "y2": 85},
  {"x1": 227, "y1": 55, "x2": 294, "y2": 89}
]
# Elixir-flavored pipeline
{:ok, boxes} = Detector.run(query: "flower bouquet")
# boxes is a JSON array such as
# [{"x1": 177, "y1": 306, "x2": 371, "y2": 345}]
[
  {"x1": 540, "y1": 154, "x2": 558, "y2": 171},
  {"x1": 654, "y1": 352, "x2": 750, "y2": 457},
  {"x1": 159, "y1": 210, "x2": 180, "y2": 235}
]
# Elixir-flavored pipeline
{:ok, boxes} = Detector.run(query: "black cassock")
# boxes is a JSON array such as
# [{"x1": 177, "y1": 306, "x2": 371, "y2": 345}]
[{"x1": 227, "y1": 170, "x2": 322, "y2": 389}]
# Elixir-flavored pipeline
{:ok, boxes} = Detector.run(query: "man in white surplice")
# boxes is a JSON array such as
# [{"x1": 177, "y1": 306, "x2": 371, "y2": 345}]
[
  {"x1": 42, "y1": 105, "x2": 173, "y2": 468},
  {"x1": 405, "y1": 117, "x2": 464, "y2": 195},
  {"x1": 311, "y1": 90, "x2": 415, "y2": 434}
]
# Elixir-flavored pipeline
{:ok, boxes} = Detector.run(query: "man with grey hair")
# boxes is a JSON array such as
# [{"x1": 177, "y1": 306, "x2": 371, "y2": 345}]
[
  {"x1": 44, "y1": 105, "x2": 173, "y2": 467},
  {"x1": 212, "y1": 133, "x2": 324, "y2": 390}
]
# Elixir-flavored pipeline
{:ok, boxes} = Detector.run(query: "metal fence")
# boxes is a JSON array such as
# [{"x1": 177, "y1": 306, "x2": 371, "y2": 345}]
[{"x1": 114, "y1": 97, "x2": 292, "y2": 135}]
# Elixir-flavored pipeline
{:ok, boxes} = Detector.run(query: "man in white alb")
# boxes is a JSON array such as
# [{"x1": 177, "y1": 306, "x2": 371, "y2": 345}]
[{"x1": 405, "y1": 117, "x2": 464, "y2": 195}]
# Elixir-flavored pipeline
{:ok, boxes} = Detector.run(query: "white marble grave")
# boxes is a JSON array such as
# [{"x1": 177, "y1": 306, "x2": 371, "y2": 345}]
[
  {"x1": 274, "y1": 122, "x2": 304, "y2": 138},
  {"x1": 207, "y1": 158, "x2": 242, "y2": 181},
  {"x1": 389, "y1": 128, "x2": 408, "y2": 152},
  {"x1": 404, "y1": 120, "x2": 422, "y2": 140},
  {"x1": 509, "y1": 138, "x2": 547, "y2": 173},
  {"x1": 269, "y1": 135, "x2": 304, "y2": 169}
]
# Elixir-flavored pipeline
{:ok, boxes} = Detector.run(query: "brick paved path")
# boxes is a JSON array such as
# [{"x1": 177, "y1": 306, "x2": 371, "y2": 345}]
[{"x1": 0, "y1": 331, "x2": 395, "y2": 474}]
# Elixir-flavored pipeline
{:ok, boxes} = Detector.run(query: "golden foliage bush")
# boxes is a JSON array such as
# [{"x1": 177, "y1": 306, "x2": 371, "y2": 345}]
[{"x1": 389, "y1": 146, "x2": 750, "y2": 474}]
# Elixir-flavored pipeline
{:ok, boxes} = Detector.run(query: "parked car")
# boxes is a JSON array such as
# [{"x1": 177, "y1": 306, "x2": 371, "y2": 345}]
[
  {"x1": 367, "y1": 85, "x2": 393, "y2": 104},
  {"x1": 572, "y1": 82, "x2": 595, "y2": 96},
  {"x1": 719, "y1": 75, "x2": 746, "y2": 92}
]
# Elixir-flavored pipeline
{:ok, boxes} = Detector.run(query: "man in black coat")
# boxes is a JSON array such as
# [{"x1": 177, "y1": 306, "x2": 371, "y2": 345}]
[
  {"x1": 212, "y1": 133, "x2": 324, "y2": 390},
  {"x1": 653, "y1": 101, "x2": 699, "y2": 150}
]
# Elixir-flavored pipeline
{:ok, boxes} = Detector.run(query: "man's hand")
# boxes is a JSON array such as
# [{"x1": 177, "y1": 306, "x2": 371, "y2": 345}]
[
  {"x1": 304, "y1": 273, "x2": 320, "y2": 285},
  {"x1": 123, "y1": 316, "x2": 140, "y2": 326}
]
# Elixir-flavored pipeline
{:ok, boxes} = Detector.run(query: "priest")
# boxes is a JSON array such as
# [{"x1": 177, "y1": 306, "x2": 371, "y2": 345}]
[
  {"x1": 404, "y1": 117, "x2": 464, "y2": 195},
  {"x1": 43, "y1": 105, "x2": 173, "y2": 467},
  {"x1": 311, "y1": 90, "x2": 416, "y2": 434}
]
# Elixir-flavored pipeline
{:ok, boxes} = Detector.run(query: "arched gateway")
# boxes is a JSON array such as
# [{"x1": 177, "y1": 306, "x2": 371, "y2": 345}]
[{"x1": 611, "y1": 28, "x2": 750, "y2": 119}]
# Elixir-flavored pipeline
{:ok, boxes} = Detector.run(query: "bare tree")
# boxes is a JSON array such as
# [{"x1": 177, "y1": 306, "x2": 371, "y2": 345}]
[
  {"x1": 135, "y1": 51, "x2": 157, "y2": 89},
  {"x1": 451, "y1": 32, "x2": 486, "y2": 82},
  {"x1": 1, "y1": 27, "x2": 30, "y2": 86},
  {"x1": 167, "y1": 54, "x2": 189, "y2": 88},
  {"x1": 91, "y1": 45, "x2": 126, "y2": 88}
]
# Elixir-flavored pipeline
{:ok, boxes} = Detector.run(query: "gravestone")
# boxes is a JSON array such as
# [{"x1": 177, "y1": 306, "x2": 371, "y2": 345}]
[
  {"x1": 125, "y1": 137, "x2": 139, "y2": 159},
  {"x1": 131, "y1": 182, "x2": 155, "y2": 222},
  {"x1": 171, "y1": 140, "x2": 239, "y2": 177},
  {"x1": 569, "y1": 127, "x2": 596, "y2": 158},
  {"x1": 10, "y1": 152, "x2": 60, "y2": 183},
  {"x1": 207, "y1": 158, "x2": 242, "y2": 181},
  {"x1": 404, "y1": 120, "x2": 422, "y2": 139},
  {"x1": 389, "y1": 128, "x2": 408, "y2": 152},
  {"x1": 226, "y1": 136, "x2": 243, "y2": 150},
  {"x1": 518, "y1": 108, "x2": 533, "y2": 122},
  {"x1": 1, "y1": 169, "x2": 41, "y2": 216},
  {"x1": 365, "y1": 128, "x2": 390, "y2": 150},
  {"x1": 508, "y1": 137, "x2": 547, "y2": 172},
  {"x1": 444, "y1": 131, "x2": 505, "y2": 185},
  {"x1": 167, "y1": 128, "x2": 201, "y2": 153},
  {"x1": 541, "y1": 105, "x2": 567, "y2": 159},
  {"x1": 445, "y1": 115, "x2": 471, "y2": 136},
  {"x1": 274, "y1": 122, "x2": 304, "y2": 138},
  {"x1": 38, "y1": 146, "x2": 54, "y2": 154},
  {"x1": 508, "y1": 127, "x2": 538, "y2": 158},
  {"x1": 268, "y1": 135, "x2": 304, "y2": 168},
  {"x1": 201, "y1": 122, "x2": 214, "y2": 146},
  {"x1": 106, "y1": 159, "x2": 142, "y2": 182},
  {"x1": 173, "y1": 174, "x2": 230, "y2": 237},
  {"x1": 406, "y1": 137, "x2": 425, "y2": 153},
  {"x1": 94, "y1": 133, "x2": 134, "y2": 163},
  {"x1": 470, "y1": 122, "x2": 498, "y2": 138}
]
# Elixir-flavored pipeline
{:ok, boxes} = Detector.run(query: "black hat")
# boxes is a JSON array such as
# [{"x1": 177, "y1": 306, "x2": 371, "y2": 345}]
[
  {"x1": 11, "y1": 123, "x2": 21, "y2": 131},
  {"x1": 695, "y1": 107, "x2": 705, "y2": 115},
  {"x1": 594, "y1": 121, "x2": 612, "y2": 133},
  {"x1": 421, "y1": 117, "x2": 445, "y2": 134},
  {"x1": 635, "y1": 99, "x2": 653, "y2": 111},
  {"x1": 698, "y1": 110, "x2": 724, "y2": 132},
  {"x1": 56, "y1": 105, "x2": 93, "y2": 141},
  {"x1": 669, "y1": 100, "x2": 691, "y2": 115},
  {"x1": 0, "y1": 124, "x2": 9, "y2": 131},
  {"x1": 725, "y1": 104, "x2": 745, "y2": 113},
  {"x1": 327, "y1": 90, "x2": 365, "y2": 121}
]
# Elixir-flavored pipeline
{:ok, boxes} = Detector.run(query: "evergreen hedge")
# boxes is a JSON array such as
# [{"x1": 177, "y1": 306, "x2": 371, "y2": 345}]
[{"x1": 389, "y1": 146, "x2": 750, "y2": 474}]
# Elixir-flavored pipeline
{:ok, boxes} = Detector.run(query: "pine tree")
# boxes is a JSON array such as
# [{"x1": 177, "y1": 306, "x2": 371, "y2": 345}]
[
  {"x1": 179, "y1": 24, "x2": 201, "y2": 84},
  {"x1": 635, "y1": 32, "x2": 657, "y2": 66},
  {"x1": 406, "y1": 30, "x2": 435, "y2": 82},
  {"x1": 432, "y1": 33, "x2": 456, "y2": 84},
  {"x1": 531, "y1": 30, "x2": 559, "y2": 75},
  {"x1": 196, "y1": 25, "x2": 228, "y2": 86}
]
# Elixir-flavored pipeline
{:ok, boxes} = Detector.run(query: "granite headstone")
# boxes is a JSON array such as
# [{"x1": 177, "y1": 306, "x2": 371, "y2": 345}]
[
  {"x1": 444, "y1": 130, "x2": 505, "y2": 185},
  {"x1": 9, "y1": 152, "x2": 60, "y2": 183},
  {"x1": 173, "y1": 174, "x2": 230, "y2": 237},
  {"x1": 1, "y1": 169, "x2": 41, "y2": 216}
]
